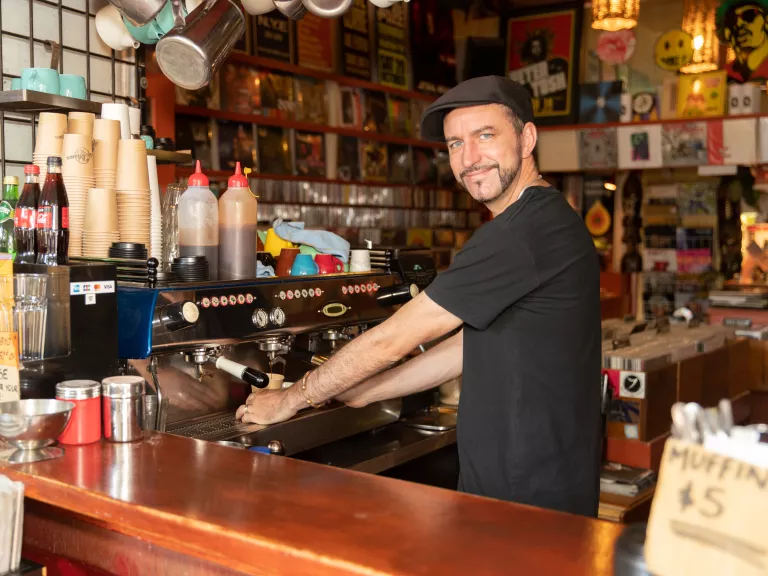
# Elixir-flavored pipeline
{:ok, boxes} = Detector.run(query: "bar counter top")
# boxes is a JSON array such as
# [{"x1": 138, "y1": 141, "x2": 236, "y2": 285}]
[{"x1": 0, "y1": 433, "x2": 624, "y2": 575}]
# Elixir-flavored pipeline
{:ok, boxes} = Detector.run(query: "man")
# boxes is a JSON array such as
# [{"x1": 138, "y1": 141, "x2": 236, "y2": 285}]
[
  {"x1": 718, "y1": 0, "x2": 768, "y2": 82},
  {"x1": 237, "y1": 76, "x2": 602, "y2": 517}
]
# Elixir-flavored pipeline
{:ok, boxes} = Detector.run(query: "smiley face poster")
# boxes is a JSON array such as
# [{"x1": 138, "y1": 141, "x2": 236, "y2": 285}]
[{"x1": 506, "y1": 4, "x2": 582, "y2": 125}]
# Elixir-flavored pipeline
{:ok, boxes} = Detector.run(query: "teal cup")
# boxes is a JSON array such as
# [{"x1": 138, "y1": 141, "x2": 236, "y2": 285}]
[
  {"x1": 21, "y1": 68, "x2": 60, "y2": 94},
  {"x1": 10, "y1": 78, "x2": 21, "y2": 90},
  {"x1": 290, "y1": 254, "x2": 319, "y2": 276},
  {"x1": 59, "y1": 75, "x2": 86, "y2": 99},
  {"x1": 124, "y1": 0, "x2": 186, "y2": 45}
]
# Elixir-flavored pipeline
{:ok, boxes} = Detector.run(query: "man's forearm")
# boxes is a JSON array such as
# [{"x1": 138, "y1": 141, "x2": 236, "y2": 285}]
[
  {"x1": 336, "y1": 330, "x2": 463, "y2": 407},
  {"x1": 284, "y1": 292, "x2": 462, "y2": 413}
]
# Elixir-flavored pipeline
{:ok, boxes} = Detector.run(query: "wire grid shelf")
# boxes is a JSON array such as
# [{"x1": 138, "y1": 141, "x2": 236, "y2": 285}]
[{"x1": 0, "y1": 0, "x2": 145, "y2": 175}]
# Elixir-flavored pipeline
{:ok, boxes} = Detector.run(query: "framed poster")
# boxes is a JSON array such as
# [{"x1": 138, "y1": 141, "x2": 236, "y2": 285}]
[
  {"x1": 255, "y1": 12, "x2": 294, "y2": 63},
  {"x1": 375, "y1": 3, "x2": 410, "y2": 90},
  {"x1": 410, "y1": 0, "x2": 456, "y2": 96},
  {"x1": 506, "y1": 4, "x2": 582, "y2": 126},
  {"x1": 339, "y1": 0, "x2": 372, "y2": 80},
  {"x1": 297, "y1": 13, "x2": 335, "y2": 72}
]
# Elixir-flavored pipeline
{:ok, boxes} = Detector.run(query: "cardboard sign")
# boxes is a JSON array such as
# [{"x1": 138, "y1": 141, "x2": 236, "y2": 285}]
[
  {"x1": 646, "y1": 438, "x2": 768, "y2": 576},
  {"x1": 0, "y1": 332, "x2": 20, "y2": 402}
]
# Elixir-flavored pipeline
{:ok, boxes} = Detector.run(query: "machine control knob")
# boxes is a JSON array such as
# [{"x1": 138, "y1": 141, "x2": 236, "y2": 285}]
[
  {"x1": 158, "y1": 301, "x2": 199, "y2": 331},
  {"x1": 270, "y1": 307, "x2": 286, "y2": 326},
  {"x1": 252, "y1": 309, "x2": 269, "y2": 328},
  {"x1": 267, "y1": 440, "x2": 286, "y2": 455},
  {"x1": 376, "y1": 284, "x2": 419, "y2": 306}
]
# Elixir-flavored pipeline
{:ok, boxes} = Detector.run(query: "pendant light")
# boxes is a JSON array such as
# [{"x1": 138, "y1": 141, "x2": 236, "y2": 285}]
[
  {"x1": 591, "y1": 0, "x2": 640, "y2": 31},
  {"x1": 680, "y1": 0, "x2": 720, "y2": 73}
]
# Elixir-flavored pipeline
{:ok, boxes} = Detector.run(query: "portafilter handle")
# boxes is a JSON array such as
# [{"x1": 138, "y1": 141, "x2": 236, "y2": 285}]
[{"x1": 215, "y1": 357, "x2": 270, "y2": 389}]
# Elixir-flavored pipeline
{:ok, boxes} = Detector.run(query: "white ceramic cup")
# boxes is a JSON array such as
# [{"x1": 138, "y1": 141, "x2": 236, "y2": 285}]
[
  {"x1": 101, "y1": 103, "x2": 132, "y2": 140},
  {"x1": 368, "y1": 0, "x2": 409, "y2": 7},
  {"x1": 241, "y1": 0, "x2": 276, "y2": 15},
  {"x1": 350, "y1": 249, "x2": 371, "y2": 273},
  {"x1": 95, "y1": 5, "x2": 140, "y2": 51}
]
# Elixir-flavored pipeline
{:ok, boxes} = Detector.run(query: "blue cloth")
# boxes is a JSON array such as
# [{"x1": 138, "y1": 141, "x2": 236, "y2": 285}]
[
  {"x1": 272, "y1": 219, "x2": 350, "y2": 263},
  {"x1": 256, "y1": 262, "x2": 275, "y2": 278}
]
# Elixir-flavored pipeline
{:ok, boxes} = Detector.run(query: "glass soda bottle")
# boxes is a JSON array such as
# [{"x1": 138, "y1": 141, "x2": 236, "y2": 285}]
[
  {"x1": 15, "y1": 164, "x2": 40, "y2": 264},
  {"x1": 36, "y1": 156, "x2": 69, "y2": 266},
  {"x1": 0, "y1": 176, "x2": 19, "y2": 258}
]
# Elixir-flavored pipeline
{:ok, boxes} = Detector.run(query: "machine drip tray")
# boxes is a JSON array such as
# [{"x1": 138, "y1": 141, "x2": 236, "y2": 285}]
[{"x1": 293, "y1": 422, "x2": 456, "y2": 474}]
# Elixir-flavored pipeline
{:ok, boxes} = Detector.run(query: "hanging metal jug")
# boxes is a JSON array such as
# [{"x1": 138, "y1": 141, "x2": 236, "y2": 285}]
[{"x1": 156, "y1": 0, "x2": 245, "y2": 90}]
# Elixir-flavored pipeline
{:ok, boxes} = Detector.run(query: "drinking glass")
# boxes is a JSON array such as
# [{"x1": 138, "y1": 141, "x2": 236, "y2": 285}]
[
  {"x1": 0, "y1": 276, "x2": 14, "y2": 332},
  {"x1": 13, "y1": 274, "x2": 48, "y2": 361}
]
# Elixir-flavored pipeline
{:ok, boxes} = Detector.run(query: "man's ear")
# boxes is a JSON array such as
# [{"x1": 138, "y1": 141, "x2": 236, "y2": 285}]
[{"x1": 522, "y1": 122, "x2": 538, "y2": 160}]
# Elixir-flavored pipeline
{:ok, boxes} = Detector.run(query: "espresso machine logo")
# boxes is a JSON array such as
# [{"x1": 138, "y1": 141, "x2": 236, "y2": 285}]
[{"x1": 67, "y1": 147, "x2": 92, "y2": 164}]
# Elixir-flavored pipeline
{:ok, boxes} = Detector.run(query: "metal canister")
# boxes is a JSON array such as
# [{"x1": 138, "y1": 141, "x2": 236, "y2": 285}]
[
  {"x1": 56, "y1": 380, "x2": 102, "y2": 445},
  {"x1": 101, "y1": 376, "x2": 144, "y2": 442}
]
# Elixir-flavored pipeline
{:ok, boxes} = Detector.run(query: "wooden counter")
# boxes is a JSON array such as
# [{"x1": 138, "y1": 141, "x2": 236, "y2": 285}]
[{"x1": 0, "y1": 433, "x2": 624, "y2": 575}]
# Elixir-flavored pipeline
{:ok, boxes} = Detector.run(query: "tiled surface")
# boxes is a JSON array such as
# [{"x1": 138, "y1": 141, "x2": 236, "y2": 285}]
[{"x1": 0, "y1": 0, "x2": 138, "y2": 169}]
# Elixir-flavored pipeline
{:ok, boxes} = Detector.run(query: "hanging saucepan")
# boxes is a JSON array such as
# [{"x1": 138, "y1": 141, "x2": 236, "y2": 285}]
[
  {"x1": 301, "y1": 0, "x2": 353, "y2": 18},
  {"x1": 273, "y1": 0, "x2": 306, "y2": 19},
  {"x1": 155, "y1": 0, "x2": 245, "y2": 90}
]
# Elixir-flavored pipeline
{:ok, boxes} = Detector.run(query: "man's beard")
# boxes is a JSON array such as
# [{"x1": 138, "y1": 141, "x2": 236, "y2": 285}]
[{"x1": 458, "y1": 153, "x2": 521, "y2": 204}]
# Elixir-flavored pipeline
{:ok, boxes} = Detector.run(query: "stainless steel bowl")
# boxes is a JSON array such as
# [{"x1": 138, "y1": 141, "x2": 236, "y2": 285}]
[{"x1": 0, "y1": 399, "x2": 75, "y2": 449}]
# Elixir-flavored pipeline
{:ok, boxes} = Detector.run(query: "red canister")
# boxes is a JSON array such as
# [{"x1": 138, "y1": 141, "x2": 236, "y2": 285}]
[{"x1": 56, "y1": 380, "x2": 102, "y2": 445}]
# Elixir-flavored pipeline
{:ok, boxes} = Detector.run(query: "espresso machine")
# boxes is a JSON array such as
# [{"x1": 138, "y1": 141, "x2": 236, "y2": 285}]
[{"x1": 116, "y1": 254, "x2": 439, "y2": 459}]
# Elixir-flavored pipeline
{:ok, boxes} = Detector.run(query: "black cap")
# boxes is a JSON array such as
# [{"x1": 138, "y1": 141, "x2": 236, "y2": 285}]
[{"x1": 420, "y1": 76, "x2": 535, "y2": 142}]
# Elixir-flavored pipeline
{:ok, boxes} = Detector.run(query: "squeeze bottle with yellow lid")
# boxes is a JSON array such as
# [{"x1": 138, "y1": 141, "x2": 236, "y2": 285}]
[{"x1": 218, "y1": 162, "x2": 257, "y2": 280}]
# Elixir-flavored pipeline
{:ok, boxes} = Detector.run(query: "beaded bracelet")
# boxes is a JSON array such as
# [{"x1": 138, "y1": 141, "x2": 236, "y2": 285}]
[{"x1": 300, "y1": 372, "x2": 325, "y2": 409}]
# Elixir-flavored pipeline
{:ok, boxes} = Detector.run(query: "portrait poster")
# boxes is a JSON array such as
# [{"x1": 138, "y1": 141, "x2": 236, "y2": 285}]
[
  {"x1": 506, "y1": 4, "x2": 582, "y2": 126},
  {"x1": 717, "y1": 0, "x2": 768, "y2": 82}
]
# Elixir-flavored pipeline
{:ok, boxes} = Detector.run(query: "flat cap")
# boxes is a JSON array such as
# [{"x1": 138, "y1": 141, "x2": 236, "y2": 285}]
[{"x1": 419, "y1": 75, "x2": 535, "y2": 142}]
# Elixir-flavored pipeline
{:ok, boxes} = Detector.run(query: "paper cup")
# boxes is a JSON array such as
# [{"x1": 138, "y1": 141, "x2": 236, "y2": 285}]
[
  {"x1": 116, "y1": 139, "x2": 149, "y2": 191},
  {"x1": 84, "y1": 188, "x2": 119, "y2": 232},
  {"x1": 101, "y1": 103, "x2": 131, "y2": 140},
  {"x1": 62, "y1": 133, "x2": 94, "y2": 178}
]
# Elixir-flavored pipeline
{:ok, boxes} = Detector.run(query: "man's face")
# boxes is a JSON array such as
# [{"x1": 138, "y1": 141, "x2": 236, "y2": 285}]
[
  {"x1": 443, "y1": 104, "x2": 523, "y2": 205},
  {"x1": 729, "y1": 4, "x2": 767, "y2": 49}
]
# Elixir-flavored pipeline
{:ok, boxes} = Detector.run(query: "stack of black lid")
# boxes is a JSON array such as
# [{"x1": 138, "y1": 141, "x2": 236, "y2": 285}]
[
  {"x1": 171, "y1": 256, "x2": 210, "y2": 282},
  {"x1": 109, "y1": 242, "x2": 148, "y2": 260}
]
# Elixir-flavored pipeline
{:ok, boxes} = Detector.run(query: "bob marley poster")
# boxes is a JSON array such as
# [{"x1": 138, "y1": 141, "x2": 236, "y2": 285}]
[
  {"x1": 717, "y1": 0, "x2": 768, "y2": 82},
  {"x1": 506, "y1": 5, "x2": 582, "y2": 125}
]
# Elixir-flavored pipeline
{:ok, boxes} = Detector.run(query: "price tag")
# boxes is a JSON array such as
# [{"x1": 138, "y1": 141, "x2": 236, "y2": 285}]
[
  {"x1": 0, "y1": 332, "x2": 20, "y2": 402},
  {"x1": 646, "y1": 438, "x2": 768, "y2": 576}
]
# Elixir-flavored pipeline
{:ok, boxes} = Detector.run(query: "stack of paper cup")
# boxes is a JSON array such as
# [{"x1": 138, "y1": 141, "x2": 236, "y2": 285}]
[
  {"x1": 82, "y1": 188, "x2": 119, "y2": 258},
  {"x1": 67, "y1": 112, "x2": 95, "y2": 142},
  {"x1": 93, "y1": 119, "x2": 120, "y2": 190},
  {"x1": 116, "y1": 139, "x2": 150, "y2": 247},
  {"x1": 61, "y1": 133, "x2": 95, "y2": 257},
  {"x1": 101, "y1": 103, "x2": 131, "y2": 140},
  {"x1": 33, "y1": 113, "x2": 67, "y2": 180},
  {"x1": 147, "y1": 155, "x2": 163, "y2": 263}
]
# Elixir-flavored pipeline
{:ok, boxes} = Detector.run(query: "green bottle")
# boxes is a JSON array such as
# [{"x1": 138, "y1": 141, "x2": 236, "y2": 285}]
[{"x1": 0, "y1": 176, "x2": 19, "y2": 259}]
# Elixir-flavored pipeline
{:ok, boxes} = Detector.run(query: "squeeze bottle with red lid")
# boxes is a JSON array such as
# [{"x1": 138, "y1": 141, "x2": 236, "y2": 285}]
[
  {"x1": 219, "y1": 162, "x2": 257, "y2": 280},
  {"x1": 178, "y1": 161, "x2": 219, "y2": 279}
]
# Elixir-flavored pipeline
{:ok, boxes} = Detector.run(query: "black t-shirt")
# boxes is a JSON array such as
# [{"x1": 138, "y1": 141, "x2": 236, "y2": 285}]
[{"x1": 425, "y1": 185, "x2": 601, "y2": 517}]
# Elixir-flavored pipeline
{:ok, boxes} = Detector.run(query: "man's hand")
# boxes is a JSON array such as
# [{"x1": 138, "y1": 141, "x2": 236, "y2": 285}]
[{"x1": 235, "y1": 385, "x2": 302, "y2": 425}]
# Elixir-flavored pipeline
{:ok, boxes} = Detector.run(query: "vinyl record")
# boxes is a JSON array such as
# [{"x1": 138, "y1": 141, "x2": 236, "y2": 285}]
[{"x1": 579, "y1": 81, "x2": 623, "y2": 124}]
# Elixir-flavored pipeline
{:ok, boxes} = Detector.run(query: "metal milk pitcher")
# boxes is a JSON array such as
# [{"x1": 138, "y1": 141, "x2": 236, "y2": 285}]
[
  {"x1": 106, "y1": 0, "x2": 168, "y2": 27},
  {"x1": 156, "y1": 0, "x2": 245, "y2": 90}
]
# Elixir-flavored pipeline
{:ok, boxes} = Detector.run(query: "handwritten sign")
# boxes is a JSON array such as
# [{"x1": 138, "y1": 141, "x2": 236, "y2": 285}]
[
  {"x1": 646, "y1": 438, "x2": 768, "y2": 576},
  {"x1": 0, "y1": 332, "x2": 20, "y2": 402}
]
